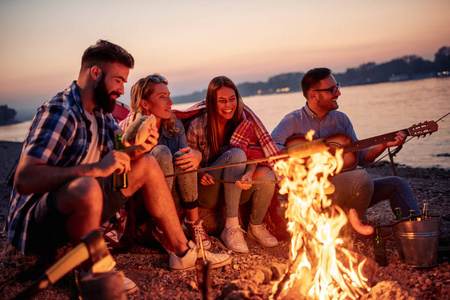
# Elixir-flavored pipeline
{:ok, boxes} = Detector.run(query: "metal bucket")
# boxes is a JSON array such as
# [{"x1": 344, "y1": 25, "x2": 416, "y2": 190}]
[{"x1": 392, "y1": 218, "x2": 440, "y2": 268}]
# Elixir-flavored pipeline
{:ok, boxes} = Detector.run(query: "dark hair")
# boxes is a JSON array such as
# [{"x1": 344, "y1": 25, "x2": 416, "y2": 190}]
[
  {"x1": 301, "y1": 68, "x2": 332, "y2": 98},
  {"x1": 205, "y1": 76, "x2": 244, "y2": 159},
  {"x1": 81, "y1": 39, "x2": 134, "y2": 70}
]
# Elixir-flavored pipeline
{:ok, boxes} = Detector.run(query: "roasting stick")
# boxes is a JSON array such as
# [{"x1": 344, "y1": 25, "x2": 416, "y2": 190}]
[
  {"x1": 165, "y1": 154, "x2": 287, "y2": 178},
  {"x1": 214, "y1": 179, "x2": 280, "y2": 185},
  {"x1": 165, "y1": 138, "x2": 329, "y2": 178},
  {"x1": 213, "y1": 179, "x2": 335, "y2": 194}
]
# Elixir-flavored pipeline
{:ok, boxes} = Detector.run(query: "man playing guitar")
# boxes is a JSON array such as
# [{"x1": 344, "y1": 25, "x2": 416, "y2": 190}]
[{"x1": 271, "y1": 67, "x2": 420, "y2": 222}]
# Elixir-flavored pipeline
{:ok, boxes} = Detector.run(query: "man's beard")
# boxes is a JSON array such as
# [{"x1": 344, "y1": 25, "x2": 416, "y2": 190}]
[{"x1": 94, "y1": 75, "x2": 120, "y2": 113}]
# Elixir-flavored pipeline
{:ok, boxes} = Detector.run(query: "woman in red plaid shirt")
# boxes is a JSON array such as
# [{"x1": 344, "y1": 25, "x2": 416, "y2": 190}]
[{"x1": 185, "y1": 76, "x2": 279, "y2": 253}]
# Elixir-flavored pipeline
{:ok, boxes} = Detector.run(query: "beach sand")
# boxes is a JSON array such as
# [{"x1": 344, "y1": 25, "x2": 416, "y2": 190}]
[{"x1": 0, "y1": 140, "x2": 449, "y2": 299}]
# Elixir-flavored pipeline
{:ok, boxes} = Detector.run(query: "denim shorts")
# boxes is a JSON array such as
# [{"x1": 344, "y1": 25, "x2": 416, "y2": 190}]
[
  {"x1": 98, "y1": 174, "x2": 130, "y2": 224},
  {"x1": 28, "y1": 175, "x2": 129, "y2": 253}
]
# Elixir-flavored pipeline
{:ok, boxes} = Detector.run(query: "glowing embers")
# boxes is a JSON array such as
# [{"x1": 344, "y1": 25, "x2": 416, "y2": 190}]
[{"x1": 272, "y1": 131, "x2": 375, "y2": 300}]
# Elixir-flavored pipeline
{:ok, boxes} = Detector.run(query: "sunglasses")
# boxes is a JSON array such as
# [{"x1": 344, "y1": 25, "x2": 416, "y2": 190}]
[
  {"x1": 142, "y1": 75, "x2": 168, "y2": 96},
  {"x1": 144, "y1": 75, "x2": 168, "y2": 85},
  {"x1": 313, "y1": 83, "x2": 340, "y2": 95}
]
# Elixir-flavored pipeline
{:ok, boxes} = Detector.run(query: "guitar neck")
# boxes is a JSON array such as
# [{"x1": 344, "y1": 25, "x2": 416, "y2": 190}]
[{"x1": 344, "y1": 129, "x2": 408, "y2": 154}]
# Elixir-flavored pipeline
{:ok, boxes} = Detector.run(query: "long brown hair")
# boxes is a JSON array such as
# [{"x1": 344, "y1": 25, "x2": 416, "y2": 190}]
[
  {"x1": 129, "y1": 74, "x2": 177, "y2": 135},
  {"x1": 205, "y1": 76, "x2": 244, "y2": 159}
]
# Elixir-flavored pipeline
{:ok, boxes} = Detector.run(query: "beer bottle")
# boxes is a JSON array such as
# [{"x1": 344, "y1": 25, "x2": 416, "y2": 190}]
[
  {"x1": 113, "y1": 134, "x2": 128, "y2": 189},
  {"x1": 373, "y1": 222, "x2": 388, "y2": 266},
  {"x1": 409, "y1": 210, "x2": 416, "y2": 221},
  {"x1": 394, "y1": 207, "x2": 402, "y2": 221},
  {"x1": 422, "y1": 200, "x2": 429, "y2": 220}
]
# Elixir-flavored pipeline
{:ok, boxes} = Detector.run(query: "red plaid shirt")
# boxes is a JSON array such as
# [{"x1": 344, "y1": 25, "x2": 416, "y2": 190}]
[{"x1": 174, "y1": 100, "x2": 280, "y2": 168}]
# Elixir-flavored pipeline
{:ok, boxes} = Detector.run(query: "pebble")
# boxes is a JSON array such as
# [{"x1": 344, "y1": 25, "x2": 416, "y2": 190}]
[
  {"x1": 255, "y1": 267, "x2": 272, "y2": 284},
  {"x1": 189, "y1": 281, "x2": 199, "y2": 291},
  {"x1": 419, "y1": 275, "x2": 428, "y2": 284},
  {"x1": 252, "y1": 269, "x2": 266, "y2": 285}
]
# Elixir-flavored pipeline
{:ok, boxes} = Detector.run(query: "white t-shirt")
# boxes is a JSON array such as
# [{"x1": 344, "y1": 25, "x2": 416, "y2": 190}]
[{"x1": 81, "y1": 111, "x2": 102, "y2": 164}]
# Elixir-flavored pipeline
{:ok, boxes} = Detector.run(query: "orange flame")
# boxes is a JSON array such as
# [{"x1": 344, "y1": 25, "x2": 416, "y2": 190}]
[{"x1": 272, "y1": 130, "x2": 372, "y2": 299}]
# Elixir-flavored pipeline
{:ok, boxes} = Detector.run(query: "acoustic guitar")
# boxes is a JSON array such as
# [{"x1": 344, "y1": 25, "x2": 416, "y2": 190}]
[{"x1": 284, "y1": 121, "x2": 438, "y2": 172}]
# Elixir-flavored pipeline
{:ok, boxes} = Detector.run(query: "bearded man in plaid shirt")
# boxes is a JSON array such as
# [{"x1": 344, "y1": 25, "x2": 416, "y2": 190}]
[{"x1": 6, "y1": 40, "x2": 230, "y2": 294}]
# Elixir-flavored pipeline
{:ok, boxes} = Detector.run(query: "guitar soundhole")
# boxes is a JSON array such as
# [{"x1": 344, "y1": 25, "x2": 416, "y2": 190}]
[{"x1": 328, "y1": 142, "x2": 342, "y2": 148}]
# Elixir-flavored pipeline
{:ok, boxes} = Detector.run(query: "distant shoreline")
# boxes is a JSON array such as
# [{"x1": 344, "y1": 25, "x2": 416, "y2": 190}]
[{"x1": 4, "y1": 76, "x2": 449, "y2": 119}]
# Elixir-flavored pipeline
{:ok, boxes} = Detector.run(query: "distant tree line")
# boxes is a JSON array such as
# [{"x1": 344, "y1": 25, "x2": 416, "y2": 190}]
[
  {"x1": 0, "y1": 105, "x2": 17, "y2": 126},
  {"x1": 173, "y1": 46, "x2": 450, "y2": 104}
]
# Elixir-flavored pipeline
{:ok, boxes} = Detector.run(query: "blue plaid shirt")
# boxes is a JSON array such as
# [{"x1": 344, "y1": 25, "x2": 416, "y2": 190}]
[{"x1": 6, "y1": 81, "x2": 119, "y2": 254}]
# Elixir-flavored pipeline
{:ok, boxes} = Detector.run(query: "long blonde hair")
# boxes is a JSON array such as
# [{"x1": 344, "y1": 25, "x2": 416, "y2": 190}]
[
  {"x1": 129, "y1": 73, "x2": 177, "y2": 136},
  {"x1": 205, "y1": 76, "x2": 244, "y2": 159}
]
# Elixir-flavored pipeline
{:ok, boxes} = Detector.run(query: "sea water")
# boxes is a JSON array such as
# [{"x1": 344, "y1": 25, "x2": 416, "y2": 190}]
[
  {"x1": 1, "y1": 78, "x2": 449, "y2": 169},
  {"x1": 175, "y1": 77, "x2": 450, "y2": 169}
]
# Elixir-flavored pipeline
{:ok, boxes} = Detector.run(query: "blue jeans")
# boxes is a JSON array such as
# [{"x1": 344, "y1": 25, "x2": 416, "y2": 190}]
[
  {"x1": 329, "y1": 170, "x2": 419, "y2": 220},
  {"x1": 150, "y1": 145, "x2": 198, "y2": 208},
  {"x1": 198, "y1": 148, "x2": 275, "y2": 225},
  {"x1": 370, "y1": 176, "x2": 420, "y2": 216}
]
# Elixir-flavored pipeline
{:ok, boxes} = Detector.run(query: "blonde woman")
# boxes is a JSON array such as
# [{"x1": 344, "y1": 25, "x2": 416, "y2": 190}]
[{"x1": 120, "y1": 74, "x2": 210, "y2": 249}]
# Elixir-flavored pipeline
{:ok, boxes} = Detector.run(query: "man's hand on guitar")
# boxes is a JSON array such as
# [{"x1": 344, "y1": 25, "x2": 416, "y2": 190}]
[
  {"x1": 385, "y1": 131, "x2": 407, "y2": 148},
  {"x1": 366, "y1": 130, "x2": 407, "y2": 162}
]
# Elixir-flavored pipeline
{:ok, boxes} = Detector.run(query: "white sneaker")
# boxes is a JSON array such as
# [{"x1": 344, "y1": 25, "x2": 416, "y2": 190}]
[
  {"x1": 247, "y1": 223, "x2": 278, "y2": 247},
  {"x1": 81, "y1": 267, "x2": 138, "y2": 295},
  {"x1": 169, "y1": 241, "x2": 231, "y2": 271},
  {"x1": 120, "y1": 269, "x2": 139, "y2": 295},
  {"x1": 221, "y1": 225, "x2": 249, "y2": 253}
]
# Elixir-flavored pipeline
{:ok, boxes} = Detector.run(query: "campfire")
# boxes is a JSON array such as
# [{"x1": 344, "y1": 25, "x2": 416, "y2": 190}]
[{"x1": 271, "y1": 130, "x2": 377, "y2": 300}]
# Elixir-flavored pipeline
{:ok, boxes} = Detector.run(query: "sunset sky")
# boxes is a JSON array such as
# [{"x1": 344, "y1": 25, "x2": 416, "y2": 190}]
[{"x1": 1, "y1": 0, "x2": 449, "y2": 110}]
